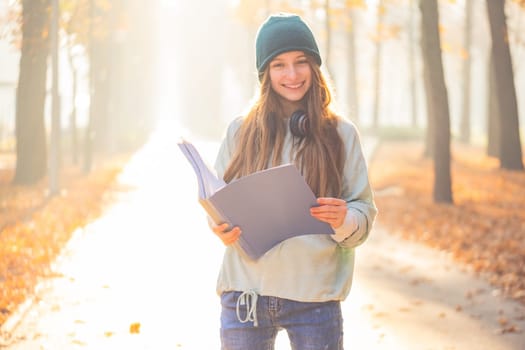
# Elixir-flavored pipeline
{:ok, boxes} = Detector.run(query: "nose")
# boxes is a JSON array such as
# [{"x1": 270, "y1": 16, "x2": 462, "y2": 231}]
[{"x1": 284, "y1": 64, "x2": 298, "y2": 79}]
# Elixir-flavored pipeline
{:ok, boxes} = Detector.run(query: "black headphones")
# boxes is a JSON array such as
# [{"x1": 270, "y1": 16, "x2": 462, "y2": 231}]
[{"x1": 289, "y1": 110, "x2": 309, "y2": 138}]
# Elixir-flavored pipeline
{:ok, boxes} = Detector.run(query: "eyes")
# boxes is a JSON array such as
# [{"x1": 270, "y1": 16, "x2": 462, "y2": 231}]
[{"x1": 270, "y1": 58, "x2": 309, "y2": 70}]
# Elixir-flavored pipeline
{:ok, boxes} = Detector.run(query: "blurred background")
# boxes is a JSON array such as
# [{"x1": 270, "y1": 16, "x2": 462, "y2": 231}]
[
  {"x1": 0, "y1": 0, "x2": 523, "y2": 191},
  {"x1": 1, "y1": 2, "x2": 525, "y2": 345}
]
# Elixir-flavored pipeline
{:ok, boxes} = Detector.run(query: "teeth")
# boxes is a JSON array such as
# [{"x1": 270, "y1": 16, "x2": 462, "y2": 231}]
[{"x1": 285, "y1": 83, "x2": 303, "y2": 89}]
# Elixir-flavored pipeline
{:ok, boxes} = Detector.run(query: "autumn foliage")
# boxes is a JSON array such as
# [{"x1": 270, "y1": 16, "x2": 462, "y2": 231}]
[
  {"x1": 0, "y1": 158, "x2": 126, "y2": 326},
  {"x1": 370, "y1": 141, "x2": 525, "y2": 305}
]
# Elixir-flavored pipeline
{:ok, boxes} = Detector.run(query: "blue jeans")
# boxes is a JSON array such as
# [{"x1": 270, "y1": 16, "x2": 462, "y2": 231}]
[{"x1": 220, "y1": 291, "x2": 344, "y2": 350}]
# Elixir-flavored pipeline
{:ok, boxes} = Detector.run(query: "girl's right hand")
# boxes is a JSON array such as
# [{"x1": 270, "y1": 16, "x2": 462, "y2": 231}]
[{"x1": 210, "y1": 222, "x2": 242, "y2": 246}]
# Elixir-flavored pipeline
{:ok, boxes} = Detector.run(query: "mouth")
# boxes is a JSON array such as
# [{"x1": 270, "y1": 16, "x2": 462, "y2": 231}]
[{"x1": 282, "y1": 82, "x2": 305, "y2": 89}]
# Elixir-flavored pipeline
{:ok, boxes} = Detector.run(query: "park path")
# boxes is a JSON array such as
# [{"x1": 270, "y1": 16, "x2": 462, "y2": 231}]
[{"x1": 1, "y1": 120, "x2": 524, "y2": 349}]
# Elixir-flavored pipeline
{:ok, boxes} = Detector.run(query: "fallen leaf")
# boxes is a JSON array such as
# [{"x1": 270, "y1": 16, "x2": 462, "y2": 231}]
[
  {"x1": 130, "y1": 322, "x2": 141, "y2": 334},
  {"x1": 497, "y1": 325, "x2": 521, "y2": 334},
  {"x1": 363, "y1": 304, "x2": 375, "y2": 311}
]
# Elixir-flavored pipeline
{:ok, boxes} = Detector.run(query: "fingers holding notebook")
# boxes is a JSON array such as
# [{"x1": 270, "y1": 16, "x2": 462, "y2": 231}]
[{"x1": 210, "y1": 221, "x2": 242, "y2": 246}]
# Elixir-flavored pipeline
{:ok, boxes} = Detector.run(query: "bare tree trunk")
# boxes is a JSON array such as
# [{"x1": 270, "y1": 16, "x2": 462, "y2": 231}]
[
  {"x1": 509, "y1": 0, "x2": 523, "y2": 74},
  {"x1": 460, "y1": 0, "x2": 473, "y2": 143},
  {"x1": 90, "y1": 47, "x2": 111, "y2": 153},
  {"x1": 347, "y1": 9, "x2": 359, "y2": 124},
  {"x1": 486, "y1": 0, "x2": 524, "y2": 170},
  {"x1": 14, "y1": 0, "x2": 50, "y2": 185},
  {"x1": 49, "y1": 0, "x2": 61, "y2": 195},
  {"x1": 420, "y1": 0, "x2": 453, "y2": 204},
  {"x1": 372, "y1": 0, "x2": 384, "y2": 129},
  {"x1": 84, "y1": 0, "x2": 94, "y2": 174},
  {"x1": 408, "y1": 0, "x2": 418, "y2": 128},
  {"x1": 487, "y1": 55, "x2": 500, "y2": 157},
  {"x1": 422, "y1": 55, "x2": 434, "y2": 158},
  {"x1": 67, "y1": 41, "x2": 79, "y2": 165},
  {"x1": 325, "y1": 0, "x2": 333, "y2": 76}
]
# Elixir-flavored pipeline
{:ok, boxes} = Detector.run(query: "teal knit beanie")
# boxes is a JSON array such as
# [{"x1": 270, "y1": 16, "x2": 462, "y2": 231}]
[{"x1": 255, "y1": 13, "x2": 322, "y2": 74}]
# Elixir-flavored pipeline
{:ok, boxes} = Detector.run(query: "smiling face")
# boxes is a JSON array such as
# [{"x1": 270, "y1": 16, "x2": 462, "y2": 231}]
[{"x1": 268, "y1": 51, "x2": 312, "y2": 111}]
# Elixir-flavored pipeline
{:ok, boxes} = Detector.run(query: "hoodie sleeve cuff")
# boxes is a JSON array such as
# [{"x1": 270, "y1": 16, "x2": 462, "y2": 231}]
[{"x1": 330, "y1": 211, "x2": 359, "y2": 243}]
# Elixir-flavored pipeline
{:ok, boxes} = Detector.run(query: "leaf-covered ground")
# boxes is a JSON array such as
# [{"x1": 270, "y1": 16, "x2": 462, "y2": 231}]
[
  {"x1": 1, "y1": 140, "x2": 524, "y2": 329},
  {"x1": 0, "y1": 157, "x2": 126, "y2": 326},
  {"x1": 369, "y1": 140, "x2": 525, "y2": 305}
]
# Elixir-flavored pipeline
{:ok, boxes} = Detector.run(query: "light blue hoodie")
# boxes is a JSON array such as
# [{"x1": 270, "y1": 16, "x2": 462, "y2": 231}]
[{"x1": 214, "y1": 116, "x2": 377, "y2": 302}]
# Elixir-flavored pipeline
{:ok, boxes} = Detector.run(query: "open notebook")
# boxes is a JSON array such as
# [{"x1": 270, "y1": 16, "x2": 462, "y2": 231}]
[{"x1": 177, "y1": 139, "x2": 333, "y2": 260}]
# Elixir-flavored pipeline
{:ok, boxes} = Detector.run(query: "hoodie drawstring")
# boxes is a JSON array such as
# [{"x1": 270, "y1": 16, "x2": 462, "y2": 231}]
[{"x1": 236, "y1": 290, "x2": 258, "y2": 327}]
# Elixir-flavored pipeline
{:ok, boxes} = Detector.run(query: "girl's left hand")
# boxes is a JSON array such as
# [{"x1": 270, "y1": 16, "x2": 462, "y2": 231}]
[{"x1": 309, "y1": 197, "x2": 347, "y2": 229}]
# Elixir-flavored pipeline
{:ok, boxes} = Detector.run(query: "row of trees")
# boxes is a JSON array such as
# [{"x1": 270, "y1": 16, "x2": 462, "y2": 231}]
[
  {"x1": 230, "y1": 0, "x2": 524, "y2": 204},
  {"x1": 421, "y1": 0, "x2": 522, "y2": 202},
  {"x1": 6, "y1": 0, "x2": 157, "y2": 189},
  {"x1": 2, "y1": 0, "x2": 523, "y2": 205}
]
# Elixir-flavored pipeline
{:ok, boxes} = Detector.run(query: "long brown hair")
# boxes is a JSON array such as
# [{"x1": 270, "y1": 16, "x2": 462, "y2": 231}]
[{"x1": 224, "y1": 56, "x2": 346, "y2": 197}]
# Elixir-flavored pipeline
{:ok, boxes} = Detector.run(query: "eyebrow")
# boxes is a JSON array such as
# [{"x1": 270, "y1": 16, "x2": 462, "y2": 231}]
[{"x1": 272, "y1": 54, "x2": 307, "y2": 62}]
